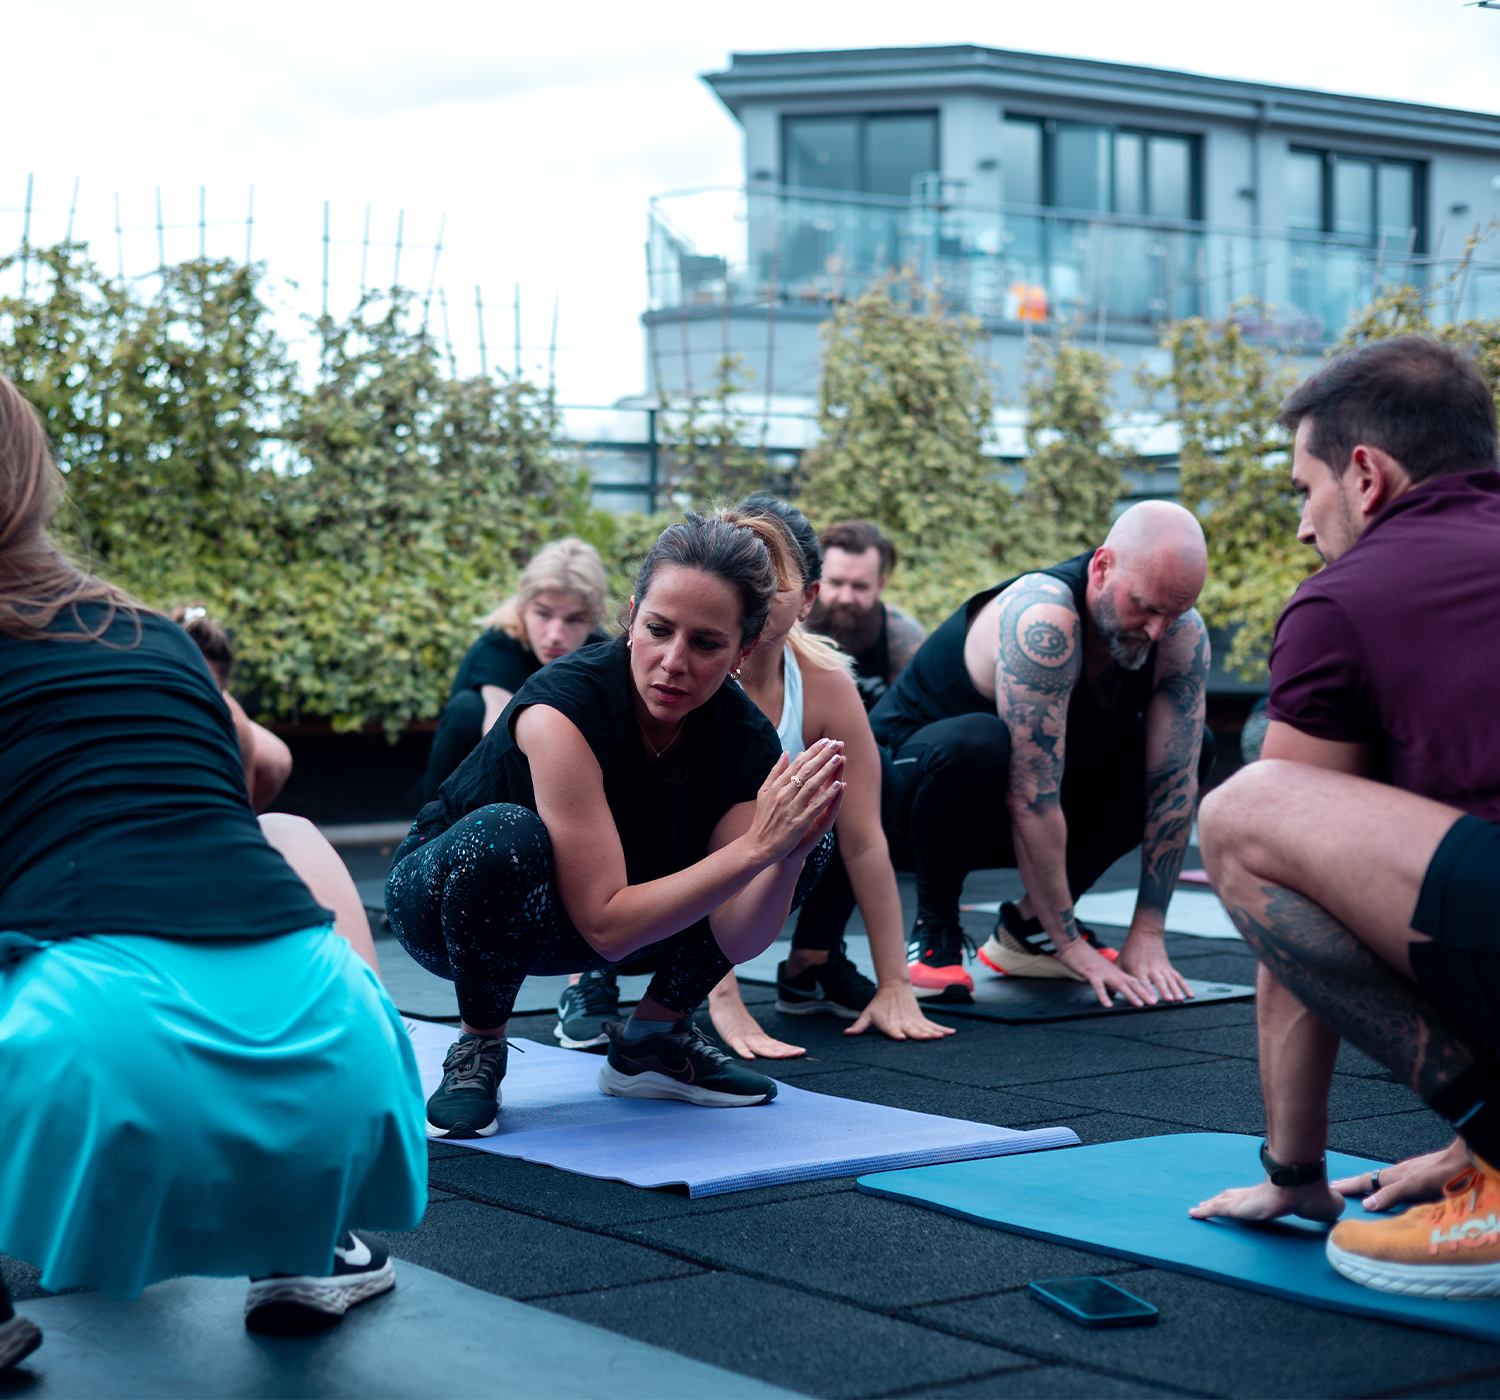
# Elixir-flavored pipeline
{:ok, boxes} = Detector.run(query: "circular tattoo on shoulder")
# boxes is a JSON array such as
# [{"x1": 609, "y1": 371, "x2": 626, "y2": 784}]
[{"x1": 1023, "y1": 620, "x2": 1069, "y2": 664}]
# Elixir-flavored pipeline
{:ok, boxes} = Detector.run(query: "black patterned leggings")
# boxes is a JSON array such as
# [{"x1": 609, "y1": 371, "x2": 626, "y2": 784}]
[{"x1": 386, "y1": 803, "x2": 830, "y2": 1028}]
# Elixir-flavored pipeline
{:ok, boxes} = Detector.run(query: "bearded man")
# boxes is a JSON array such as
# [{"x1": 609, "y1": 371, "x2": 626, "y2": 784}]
[{"x1": 869, "y1": 502, "x2": 1214, "y2": 1005}]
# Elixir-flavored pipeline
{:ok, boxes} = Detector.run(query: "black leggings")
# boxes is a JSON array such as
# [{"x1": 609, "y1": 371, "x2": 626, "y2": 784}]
[
  {"x1": 387, "y1": 804, "x2": 830, "y2": 1027},
  {"x1": 417, "y1": 690, "x2": 486, "y2": 805}
]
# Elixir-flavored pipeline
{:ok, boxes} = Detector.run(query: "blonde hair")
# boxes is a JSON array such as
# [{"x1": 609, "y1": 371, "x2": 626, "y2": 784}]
[
  {"x1": 0, "y1": 376, "x2": 139, "y2": 641},
  {"x1": 787, "y1": 622, "x2": 855, "y2": 675},
  {"x1": 483, "y1": 538, "x2": 608, "y2": 647}
]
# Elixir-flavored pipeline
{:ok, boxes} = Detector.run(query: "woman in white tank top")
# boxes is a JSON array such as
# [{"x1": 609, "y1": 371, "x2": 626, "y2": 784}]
[{"x1": 711, "y1": 498, "x2": 954, "y2": 1058}]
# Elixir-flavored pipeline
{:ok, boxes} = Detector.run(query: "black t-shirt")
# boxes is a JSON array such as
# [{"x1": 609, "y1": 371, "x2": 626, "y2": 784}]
[
  {"x1": 449, "y1": 626, "x2": 609, "y2": 700},
  {"x1": 413, "y1": 638, "x2": 781, "y2": 938},
  {"x1": 0, "y1": 607, "x2": 328, "y2": 942}
]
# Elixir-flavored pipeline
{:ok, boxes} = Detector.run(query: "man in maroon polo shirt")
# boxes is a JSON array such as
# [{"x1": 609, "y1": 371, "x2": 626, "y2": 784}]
[{"x1": 1189, "y1": 336, "x2": 1500, "y2": 1298}]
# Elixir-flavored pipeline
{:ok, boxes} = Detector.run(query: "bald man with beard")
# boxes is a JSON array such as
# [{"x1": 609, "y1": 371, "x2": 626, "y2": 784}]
[{"x1": 870, "y1": 503, "x2": 1214, "y2": 1007}]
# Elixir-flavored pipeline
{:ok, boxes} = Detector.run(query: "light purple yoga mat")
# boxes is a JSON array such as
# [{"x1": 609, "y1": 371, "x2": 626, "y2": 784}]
[{"x1": 405, "y1": 1020, "x2": 1079, "y2": 1197}]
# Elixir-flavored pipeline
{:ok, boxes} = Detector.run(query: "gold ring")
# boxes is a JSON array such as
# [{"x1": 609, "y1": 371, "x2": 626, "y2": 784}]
[{"x1": 789, "y1": 774, "x2": 804, "y2": 788}]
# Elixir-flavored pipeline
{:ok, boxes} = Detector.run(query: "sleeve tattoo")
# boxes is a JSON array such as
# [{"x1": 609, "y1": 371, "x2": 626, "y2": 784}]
[
  {"x1": 1138, "y1": 614, "x2": 1210, "y2": 915},
  {"x1": 884, "y1": 607, "x2": 927, "y2": 682}
]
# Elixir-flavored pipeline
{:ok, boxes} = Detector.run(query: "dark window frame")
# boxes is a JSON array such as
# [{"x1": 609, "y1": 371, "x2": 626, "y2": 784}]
[
  {"x1": 1002, "y1": 112, "x2": 1202, "y2": 221},
  {"x1": 779, "y1": 110, "x2": 942, "y2": 198},
  {"x1": 1287, "y1": 145, "x2": 1427, "y2": 253}
]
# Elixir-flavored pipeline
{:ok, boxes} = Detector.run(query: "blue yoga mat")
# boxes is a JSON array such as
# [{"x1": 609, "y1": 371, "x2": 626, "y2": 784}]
[
  {"x1": 407, "y1": 1020, "x2": 1079, "y2": 1197},
  {"x1": 857, "y1": 1133, "x2": 1500, "y2": 1345}
]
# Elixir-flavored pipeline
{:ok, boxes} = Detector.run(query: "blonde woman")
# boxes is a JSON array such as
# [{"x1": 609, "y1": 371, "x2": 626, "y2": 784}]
[
  {"x1": 554, "y1": 496, "x2": 953, "y2": 1056},
  {"x1": 419, "y1": 538, "x2": 609, "y2": 802}
]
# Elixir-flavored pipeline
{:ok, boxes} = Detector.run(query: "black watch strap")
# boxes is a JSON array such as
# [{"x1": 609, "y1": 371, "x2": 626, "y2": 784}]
[{"x1": 1260, "y1": 1142, "x2": 1326, "y2": 1188}]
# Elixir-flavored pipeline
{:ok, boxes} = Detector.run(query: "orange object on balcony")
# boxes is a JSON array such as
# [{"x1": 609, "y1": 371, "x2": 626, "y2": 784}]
[{"x1": 1007, "y1": 281, "x2": 1050, "y2": 321}]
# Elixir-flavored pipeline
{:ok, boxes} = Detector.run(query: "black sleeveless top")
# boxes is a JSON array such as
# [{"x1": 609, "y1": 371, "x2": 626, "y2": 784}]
[
  {"x1": 869, "y1": 551, "x2": 1158, "y2": 774},
  {"x1": 0, "y1": 607, "x2": 329, "y2": 942},
  {"x1": 408, "y1": 639, "x2": 782, "y2": 934},
  {"x1": 848, "y1": 604, "x2": 893, "y2": 713}
]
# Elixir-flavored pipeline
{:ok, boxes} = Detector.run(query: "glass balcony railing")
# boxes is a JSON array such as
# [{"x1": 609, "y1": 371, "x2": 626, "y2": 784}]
[{"x1": 647, "y1": 185, "x2": 1500, "y2": 343}]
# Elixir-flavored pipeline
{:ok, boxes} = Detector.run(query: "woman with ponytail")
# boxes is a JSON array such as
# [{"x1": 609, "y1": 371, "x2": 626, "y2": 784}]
[
  {"x1": 387, "y1": 511, "x2": 844, "y2": 1135},
  {"x1": 0, "y1": 376, "x2": 425, "y2": 1346}
]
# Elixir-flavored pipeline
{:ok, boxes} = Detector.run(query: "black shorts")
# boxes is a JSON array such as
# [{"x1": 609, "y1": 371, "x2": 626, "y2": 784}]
[{"x1": 1410, "y1": 814, "x2": 1500, "y2": 1060}]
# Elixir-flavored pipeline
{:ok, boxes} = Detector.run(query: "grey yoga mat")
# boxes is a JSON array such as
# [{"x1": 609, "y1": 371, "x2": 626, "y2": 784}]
[
  {"x1": 858, "y1": 1133, "x2": 1500, "y2": 1347},
  {"x1": 406, "y1": 1020, "x2": 1079, "y2": 1197}
]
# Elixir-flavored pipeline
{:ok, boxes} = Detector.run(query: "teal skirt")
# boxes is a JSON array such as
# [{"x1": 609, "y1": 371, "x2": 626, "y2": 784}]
[{"x1": 0, "y1": 926, "x2": 427, "y2": 1300}]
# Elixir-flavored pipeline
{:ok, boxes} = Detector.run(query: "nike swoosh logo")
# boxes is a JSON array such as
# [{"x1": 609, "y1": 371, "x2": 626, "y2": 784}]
[
  {"x1": 621, "y1": 1052, "x2": 695, "y2": 1081},
  {"x1": 335, "y1": 1236, "x2": 372, "y2": 1268}
]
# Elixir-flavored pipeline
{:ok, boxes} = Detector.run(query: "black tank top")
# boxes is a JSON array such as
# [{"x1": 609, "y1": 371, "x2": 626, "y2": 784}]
[
  {"x1": 869, "y1": 551, "x2": 1158, "y2": 775},
  {"x1": 850, "y1": 604, "x2": 892, "y2": 712}
]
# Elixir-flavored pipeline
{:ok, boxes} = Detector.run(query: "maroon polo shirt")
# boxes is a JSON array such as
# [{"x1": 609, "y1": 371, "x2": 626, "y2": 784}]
[{"x1": 1267, "y1": 469, "x2": 1500, "y2": 821}]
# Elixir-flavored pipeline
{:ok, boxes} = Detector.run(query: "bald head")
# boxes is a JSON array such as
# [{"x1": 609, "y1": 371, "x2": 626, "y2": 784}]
[{"x1": 1086, "y1": 502, "x2": 1207, "y2": 669}]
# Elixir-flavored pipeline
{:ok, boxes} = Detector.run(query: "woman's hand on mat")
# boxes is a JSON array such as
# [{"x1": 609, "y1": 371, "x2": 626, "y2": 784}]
[
  {"x1": 846, "y1": 983, "x2": 956, "y2": 1040},
  {"x1": 1117, "y1": 930, "x2": 1194, "y2": 1003},
  {"x1": 1333, "y1": 1139, "x2": 1468, "y2": 1212},
  {"x1": 749, "y1": 741, "x2": 846, "y2": 867},
  {"x1": 1189, "y1": 1179, "x2": 1345, "y2": 1224},
  {"x1": 1056, "y1": 941, "x2": 1157, "y2": 1009},
  {"x1": 708, "y1": 973, "x2": 806, "y2": 1059}
]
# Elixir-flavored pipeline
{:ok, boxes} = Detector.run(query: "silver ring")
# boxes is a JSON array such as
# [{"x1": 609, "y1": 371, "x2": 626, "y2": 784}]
[
  {"x1": 1369, "y1": 1170, "x2": 1381, "y2": 1193},
  {"x1": 789, "y1": 774, "x2": 804, "y2": 788}
]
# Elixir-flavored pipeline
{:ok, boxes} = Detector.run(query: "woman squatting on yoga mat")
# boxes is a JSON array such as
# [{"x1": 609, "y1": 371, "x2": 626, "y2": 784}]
[
  {"x1": 387, "y1": 510, "x2": 845, "y2": 1138},
  {"x1": 417, "y1": 537, "x2": 610, "y2": 803},
  {"x1": 703, "y1": 495, "x2": 954, "y2": 1058},
  {"x1": 0, "y1": 376, "x2": 427, "y2": 1364}
]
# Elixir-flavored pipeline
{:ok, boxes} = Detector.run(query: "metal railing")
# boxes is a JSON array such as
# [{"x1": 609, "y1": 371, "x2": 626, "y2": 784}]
[{"x1": 648, "y1": 185, "x2": 1500, "y2": 343}]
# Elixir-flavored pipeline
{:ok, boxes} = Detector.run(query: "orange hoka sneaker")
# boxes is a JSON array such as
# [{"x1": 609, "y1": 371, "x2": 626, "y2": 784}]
[
  {"x1": 906, "y1": 919, "x2": 975, "y2": 1004},
  {"x1": 1327, "y1": 1155, "x2": 1500, "y2": 1298}
]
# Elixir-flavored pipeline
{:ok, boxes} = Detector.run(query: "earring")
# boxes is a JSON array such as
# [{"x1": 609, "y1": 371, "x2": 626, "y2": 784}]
[{"x1": 732, "y1": 666, "x2": 742, "y2": 679}]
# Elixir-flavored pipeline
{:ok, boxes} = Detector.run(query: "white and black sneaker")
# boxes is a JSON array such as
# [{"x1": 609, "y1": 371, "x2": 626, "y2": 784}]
[
  {"x1": 976, "y1": 901, "x2": 1118, "y2": 980},
  {"x1": 0, "y1": 1282, "x2": 41, "y2": 1372},
  {"x1": 555, "y1": 969, "x2": 621, "y2": 1051},
  {"x1": 245, "y1": 1231, "x2": 395, "y2": 1335},
  {"x1": 597, "y1": 1018, "x2": 778, "y2": 1106},
  {"x1": 775, "y1": 944, "x2": 877, "y2": 1019},
  {"x1": 425, "y1": 1033, "x2": 507, "y2": 1139}
]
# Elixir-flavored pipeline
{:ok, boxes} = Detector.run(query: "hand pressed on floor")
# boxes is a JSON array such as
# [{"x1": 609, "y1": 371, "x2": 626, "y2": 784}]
[
  {"x1": 1189, "y1": 1178, "x2": 1345, "y2": 1223},
  {"x1": 708, "y1": 971, "x2": 806, "y2": 1059},
  {"x1": 1117, "y1": 931, "x2": 1193, "y2": 1003},
  {"x1": 846, "y1": 984, "x2": 956, "y2": 1040}
]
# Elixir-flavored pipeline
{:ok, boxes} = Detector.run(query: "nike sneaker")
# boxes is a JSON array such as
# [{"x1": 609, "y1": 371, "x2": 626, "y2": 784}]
[
  {"x1": 555, "y1": 969, "x2": 621, "y2": 1051},
  {"x1": 1328, "y1": 1153, "x2": 1500, "y2": 1297},
  {"x1": 0, "y1": 1282, "x2": 41, "y2": 1372},
  {"x1": 977, "y1": 901, "x2": 1119, "y2": 981},
  {"x1": 906, "y1": 919, "x2": 975, "y2": 1003},
  {"x1": 596, "y1": 1018, "x2": 777, "y2": 1106},
  {"x1": 775, "y1": 944, "x2": 877, "y2": 1019},
  {"x1": 245, "y1": 1231, "x2": 396, "y2": 1334},
  {"x1": 424, "y1": 1033, "x2": 507, "y2": 1139}
]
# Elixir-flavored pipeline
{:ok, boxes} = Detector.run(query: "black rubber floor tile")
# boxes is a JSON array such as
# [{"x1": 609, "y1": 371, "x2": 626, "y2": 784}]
[
  {"x1": 372, "y1": 1197, "x2": 702, "y2": 1300},
  {"x1": 535, "y1": 1271, "x2": 1028, "y2": 1399},
  {"x1": 1137, "y1": 1024, "x2": 1396, "y2": 1080},
  {"x1": 1005, "y1": 1060, "x2": 1416, "y2": 1133},
  {"x1": 1047, "y1": 1002, "x2": 1258, "y2": 1039},
  {"x1": 426, "y1": 1146, "x2": 857, "y2": 1226},
  {"x1": 773, "y1": 1065, "x2": 1083, "y2": 1129},
  {"x1": 1062, "y1": 1114, "x2": 1204, "y2": 1145},
  {"x1": 1391, "y1": 1370, "x2": 1500, "y2": 1397},
  {"x1": 617, "y1": 1191, "x2": 1135, "y2": 1309},
  {"x1": 911, "y1": 1265, "x2": 1500, "y2": 1399},
  {"x1": 903, "y1": 1366, "x2": 1182, "y2": 1398},
  {"x1": 0, "y1": 1254, "x2": 88, "y2": 1304},
  {"x1": 1326, "y1": 1109, "x2": 1455, "y2": 1163}
]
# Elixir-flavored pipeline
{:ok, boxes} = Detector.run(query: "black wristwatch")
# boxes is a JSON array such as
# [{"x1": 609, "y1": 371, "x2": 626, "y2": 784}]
[{"x1": 1260, "y1": 1141, "x2": 1326, "y2": 1188}]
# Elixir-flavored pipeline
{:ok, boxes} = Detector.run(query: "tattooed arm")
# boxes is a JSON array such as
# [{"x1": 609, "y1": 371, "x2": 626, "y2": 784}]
[
  {"x1": 1120, "y1": 610, "x2": 1210, "y2": 1001},
  {"x1": 883, "y1": 605, "x2": 927, "y2": 684},
  {"x1": 995, "y1": 577, "x2": 1156, "y2": 1009}
]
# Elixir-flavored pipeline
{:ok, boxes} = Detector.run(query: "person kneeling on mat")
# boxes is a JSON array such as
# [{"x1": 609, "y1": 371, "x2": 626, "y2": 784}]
[
  {"x1": 869, "y1": 502, "x2": 1214, "y2": 1007},
  {"x1": 386, "y1": 511, "x2": 844, "y2": 1137},
  {"x1": 0, "y1": 377, "x2": 426, "y2": 1344},
  {"x1": 1190, "y1": 336, "x2": 1500, "y2": 1300},
  {"x1": 417, "y1": 537, "x2": 610, "y2": 803}
]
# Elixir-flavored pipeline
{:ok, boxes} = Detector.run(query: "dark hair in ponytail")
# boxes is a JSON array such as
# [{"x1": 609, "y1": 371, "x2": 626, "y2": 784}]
[
  {"x1": 733, "y1": 493, "x2": 821, "y2": 586},
  {"x1": 632, "y1": 509, "x2": 799, "y2": 647}
]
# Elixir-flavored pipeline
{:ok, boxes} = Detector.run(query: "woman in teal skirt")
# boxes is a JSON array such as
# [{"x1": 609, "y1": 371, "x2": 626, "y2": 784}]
[{"x1": 0, "y1": 376, "x2": 426, "y2": 1361}]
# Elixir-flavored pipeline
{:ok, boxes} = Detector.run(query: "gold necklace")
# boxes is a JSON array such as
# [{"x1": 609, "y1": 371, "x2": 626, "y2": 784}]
[{"x1": 641, "y1": 719, "x2": 685, "y2": 761}]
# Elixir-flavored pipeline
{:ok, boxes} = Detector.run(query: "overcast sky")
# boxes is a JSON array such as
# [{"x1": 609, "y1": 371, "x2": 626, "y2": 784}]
[{"x1": 3, "y1": 0, "x2": 1497, "y2": 404}]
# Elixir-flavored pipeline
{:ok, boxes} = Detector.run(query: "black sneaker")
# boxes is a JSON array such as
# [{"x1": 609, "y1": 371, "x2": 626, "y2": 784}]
[
  {"x1": 906, "y1": 918, "x2": 976, "y2": 1003},
  {"x1": 245, "y1": 1230, "x2": 396, "y2": 1335},
  {"x1": 775, "y1": 944, "x2": 877, "y2": 1019},
  {"x1": 425, "y1": 1034, "x2": 507, "y2": 1139},
  {"x1": 976, "y1": 901, "x2": 1118, "y2": 982},
  {"x1": 596, "y1": 1018, "x2": 777, "y2": 1106},
  {"x1": 555, "y1": 969, "x2": 621, "y2": 1051},
  {"x1": 0, "y1": 1282, "x2": 41, "y2": 1372}
]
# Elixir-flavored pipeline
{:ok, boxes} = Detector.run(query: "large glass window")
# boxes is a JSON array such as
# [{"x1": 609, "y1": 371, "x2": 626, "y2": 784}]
[
  {"x1": 782, "y1": 112, "x2": 938, "y2": 198},
  {"x1": 1054, "y1": 123, "x2": 1111, "y2": 212},
  {"x1": 1287, "y1": 146, "x2": 1423, "y2": 248},
  {"x1": 1147, "y1": 136, "x2": 1192, "y2": 220},
  {"x1": 1000, "y1": 118, "x2": 1043, "y2": 206}
]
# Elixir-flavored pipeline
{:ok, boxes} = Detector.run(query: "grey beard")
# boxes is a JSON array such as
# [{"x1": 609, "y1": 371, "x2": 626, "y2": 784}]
[{"x1": 1092, "y1": 591, "x2": 1152, "y2": 671}]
